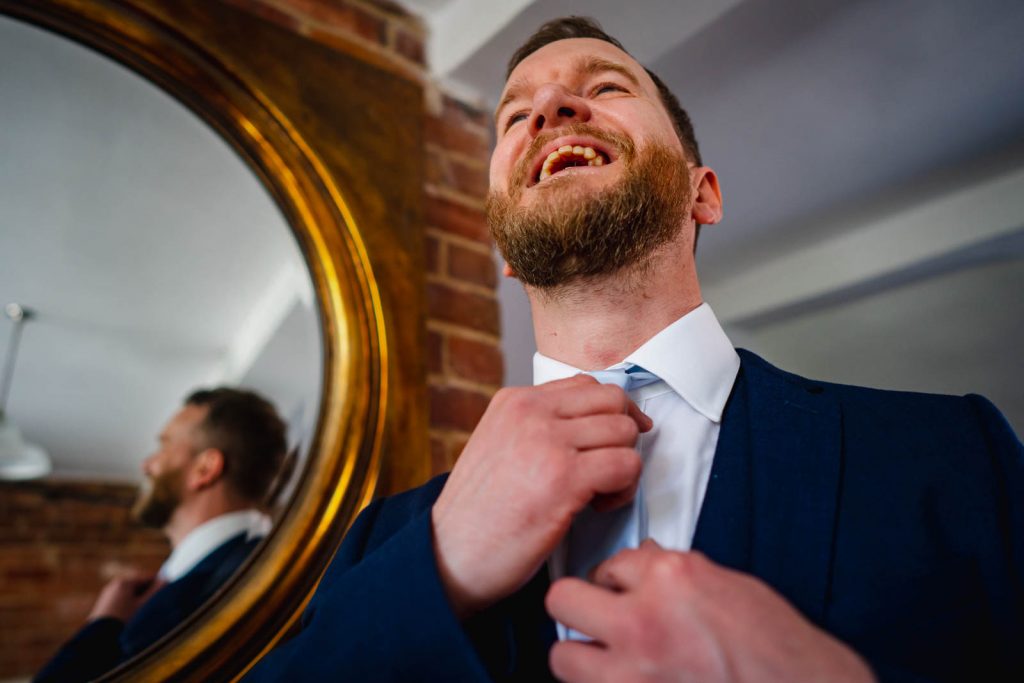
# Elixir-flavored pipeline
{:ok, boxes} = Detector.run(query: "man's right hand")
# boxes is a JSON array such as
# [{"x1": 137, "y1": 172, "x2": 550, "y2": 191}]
[
  {"x1": 431, "y1": 374, "x2": 651, "y2": 619},
  {"x1": 88, "y1": 570, "x2": 165, "y2": 622}
]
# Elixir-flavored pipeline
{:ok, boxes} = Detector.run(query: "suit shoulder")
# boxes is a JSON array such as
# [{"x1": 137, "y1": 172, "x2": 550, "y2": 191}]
[{"x1": 736, "y1": 348, "x2": 1021, "y2": 447}]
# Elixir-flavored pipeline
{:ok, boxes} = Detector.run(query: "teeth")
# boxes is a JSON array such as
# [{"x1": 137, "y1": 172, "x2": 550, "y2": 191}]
[{"x1": 538, "y1": 145, "x2": 607, "y2": 181}]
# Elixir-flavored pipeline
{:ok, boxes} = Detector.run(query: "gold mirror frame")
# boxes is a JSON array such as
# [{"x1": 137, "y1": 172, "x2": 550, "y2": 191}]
[{"x1": 1, "y1": 0, "x2": 429, "y2": 680}]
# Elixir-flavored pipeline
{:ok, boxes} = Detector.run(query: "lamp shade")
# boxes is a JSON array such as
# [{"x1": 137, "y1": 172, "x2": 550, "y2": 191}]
[{"x1": 0, "y1": 416, "x2": 52, "y2": 480}]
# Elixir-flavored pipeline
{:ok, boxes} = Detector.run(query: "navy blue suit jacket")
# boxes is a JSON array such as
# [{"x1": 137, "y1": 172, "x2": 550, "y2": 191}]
[
  {"x1": 35, "y1": 532, "x2": 259, "y2": 683},
  {"x1": 246, "y1": 350, "x2": 1023, "y2": 682}
]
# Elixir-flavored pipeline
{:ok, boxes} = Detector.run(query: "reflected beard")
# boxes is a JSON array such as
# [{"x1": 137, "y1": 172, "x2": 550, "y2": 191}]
[
  {"x1": 131, "y1": 466, "x2": 185, "y2": 529},
  {"x1": 487, "y1": 140, "x2": 691, "y2": 290}
]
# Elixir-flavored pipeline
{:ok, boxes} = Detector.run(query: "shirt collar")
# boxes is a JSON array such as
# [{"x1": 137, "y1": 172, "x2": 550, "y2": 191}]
[
  {"x1": 533, "y1": 302, "x2": 740, "y2": 422},
  {"x1": 159, "y1": 509, "x2": 270, "y2": 582}
]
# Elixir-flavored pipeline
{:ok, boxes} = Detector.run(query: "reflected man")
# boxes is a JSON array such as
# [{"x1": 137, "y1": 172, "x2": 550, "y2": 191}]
[
  {"x1": 246, "y1": 16, "x2": 1023, "y2": 683},
  {"x1": 36, "y1": 388, "x2": 287, "y2": 683}
]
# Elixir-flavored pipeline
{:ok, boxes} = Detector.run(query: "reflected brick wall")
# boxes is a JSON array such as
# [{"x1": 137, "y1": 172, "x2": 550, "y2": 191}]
[{"x1": 0, "y1": 481, "x2": 168, "y2": 677}]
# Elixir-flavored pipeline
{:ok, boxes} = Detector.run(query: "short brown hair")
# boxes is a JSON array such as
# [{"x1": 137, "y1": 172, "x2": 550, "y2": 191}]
[
  {"x1": 185, "y1": 387, "x2": 287, "y2": 504},
  {"x1": 506, "y1": 16, "x2": 702, "y2": 166}
]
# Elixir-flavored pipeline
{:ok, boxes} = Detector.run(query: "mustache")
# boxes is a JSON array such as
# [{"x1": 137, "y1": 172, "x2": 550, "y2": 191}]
[{"x1": 508, "y1": 123, "x2": 635, "y2": 193}]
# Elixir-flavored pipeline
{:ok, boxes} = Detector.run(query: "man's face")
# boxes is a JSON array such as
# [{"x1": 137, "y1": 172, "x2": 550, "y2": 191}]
[
  {"x1": 487, "y1": 38, "x2": 693, "y2": 288},
  {"x1": 131, "y1": 404, "x2": 206, "y2": 529}
]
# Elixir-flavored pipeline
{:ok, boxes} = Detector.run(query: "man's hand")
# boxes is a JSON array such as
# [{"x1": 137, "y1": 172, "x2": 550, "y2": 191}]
[
  {"x1": 431, "y1": 375, "x2": 652, "y2": 618},
  {"x1": 88, "y1": 570, "x2": 165, "y2": 622},
  {"x1": 546, "y1": 541, "x2": 876, "y2": 683}
]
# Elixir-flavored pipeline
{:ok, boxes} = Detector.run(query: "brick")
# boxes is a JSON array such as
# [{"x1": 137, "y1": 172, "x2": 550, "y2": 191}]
[
  {"x1": 426, "y1": 328, "x2": 443, "y2": 375},
  {"x1": 427, "y1": 282, "x2": 499, "y2": 336},
  {"x1": 448, "y1": 336, "x2": 504, "y2": 386},
  {"x1": 424, "y1": 195, "x2": 489, "y2": 243},
  {"x1": 448, "y1": 242, "x2": 496, "y2": 288},
  {"x1": 222, "y1": 0, "x2": 302, "y2": 33},
  {"x1": 429, "y1": 385, "x2": 491, "y2": 432},
  {"x1": 425, "y1": 232, "x2": 441, "y2": 275},
  {"x1": 425, "y1": 114, "x2": 490, "y2": 159},
  {"x1": 430, "y1": 436, "x2": 448, "y2": 475},
  {"x1": 394, "y1": 27, "x2": 425, "y2": 64},
  {"x1": 442, "y1": 93, "x2": 490, "y2": 131},
  {"x1": 445, "y1": 155, "x2": 489, "y2": 198},
  {"x1": 279, "y1": 0, "x2": 386, "y2": 43}
]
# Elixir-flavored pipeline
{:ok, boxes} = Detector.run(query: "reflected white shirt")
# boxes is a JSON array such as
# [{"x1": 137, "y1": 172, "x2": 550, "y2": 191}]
[
  {"x1": 158, "y1": 509, "x2": 270, "y2": 582},
  {"x1": 536, "y1": 303, "x2": 739, "y2": 590}
]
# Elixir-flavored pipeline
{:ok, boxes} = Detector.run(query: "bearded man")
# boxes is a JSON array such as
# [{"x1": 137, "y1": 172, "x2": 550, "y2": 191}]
[
  {"x1": 245, "y1": 17, "x2": 1023, "y2": 683},
  {"x1": 36, "y1": 388, "x2": 287, "y2": 683}
]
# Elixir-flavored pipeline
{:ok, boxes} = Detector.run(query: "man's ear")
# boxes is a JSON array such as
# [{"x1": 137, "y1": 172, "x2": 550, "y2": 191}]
[
  {"x1": 502, "y1": 262, "x2": 517, "y2": 278},
  {"x1": 690, "y1": 167, "x2": 723, "y2": 226},
  {"x1": 188, "y1": 448, "x2": 225, "y2": 491}
]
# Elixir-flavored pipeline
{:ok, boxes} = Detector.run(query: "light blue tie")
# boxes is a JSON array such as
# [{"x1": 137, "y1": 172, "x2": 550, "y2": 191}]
[{"x1": 563, "y1": 364, "x2": 659, "y2": 640}]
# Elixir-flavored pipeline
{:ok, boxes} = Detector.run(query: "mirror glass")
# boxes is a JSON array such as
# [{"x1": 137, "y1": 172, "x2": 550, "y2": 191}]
[{"x1": 0, "y1": 15, "x2": 322, "y2": 679}]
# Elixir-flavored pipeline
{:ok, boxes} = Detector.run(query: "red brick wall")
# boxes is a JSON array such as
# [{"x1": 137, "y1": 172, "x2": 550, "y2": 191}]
[
  {"x1": 0, "y1": 481, "x2": 168, "y2": 677},
  {"x1": 233, "y1": 0, "x2": 502, "y2": 476}
]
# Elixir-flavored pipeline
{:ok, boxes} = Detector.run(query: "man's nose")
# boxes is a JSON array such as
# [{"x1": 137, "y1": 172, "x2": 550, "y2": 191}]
[
  {"x1": 527, "y1": 84, "x2": 591, "y2": 137},
  {"x1": 141, "y1": 454, "x2": 155, "y2": 476}
]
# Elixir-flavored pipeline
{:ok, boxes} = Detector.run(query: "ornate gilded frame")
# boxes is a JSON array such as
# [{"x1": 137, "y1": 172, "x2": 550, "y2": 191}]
[{"x1": 0, "y1": 0, "x2": 429, "y2": 680}]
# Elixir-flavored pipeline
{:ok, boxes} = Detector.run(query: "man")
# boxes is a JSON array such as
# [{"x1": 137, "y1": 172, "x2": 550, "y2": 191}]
[
  {"x1": 36, "y1": 388, "x2": 287, "y2": 683},
  {"x1": 245, "y1": 17, "x2": 1023, "y2": 683}
]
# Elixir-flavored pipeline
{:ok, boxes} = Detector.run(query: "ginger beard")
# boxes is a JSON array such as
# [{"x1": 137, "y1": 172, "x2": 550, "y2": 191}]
[
  {"x1": 131, "y1": 464, "x2": 187, "y2": 529},
  {"x1": 487, "y1": 124, "x2": 692, "y2": 290}
]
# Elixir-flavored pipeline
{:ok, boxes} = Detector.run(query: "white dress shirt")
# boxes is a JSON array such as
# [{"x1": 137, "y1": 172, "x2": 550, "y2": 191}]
[
  {"x1": 536, "y1": 302, "x2": 739, "y2": 636},
  {"x1": 158, "y1": 509, "x2": 271, "y2": 582}
]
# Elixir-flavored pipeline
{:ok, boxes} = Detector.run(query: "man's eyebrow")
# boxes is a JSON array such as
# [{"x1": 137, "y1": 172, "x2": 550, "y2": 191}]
[{"x1": 578, "y1": 56, "x2": 641, "y2": 88}]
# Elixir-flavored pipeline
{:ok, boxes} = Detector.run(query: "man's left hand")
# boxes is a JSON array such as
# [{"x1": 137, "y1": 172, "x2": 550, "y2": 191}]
[
  {"x1": 546, "y1": 541, "x2": 876, "y2": 683},
  {"x1": 88, "y1": 571, "x2": 165, "y2": 623}
]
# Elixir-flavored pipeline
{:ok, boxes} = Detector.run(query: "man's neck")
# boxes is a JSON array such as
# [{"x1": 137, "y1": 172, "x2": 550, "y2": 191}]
[
  {"x1": 528, "y1": 243, "x2": 703, "y2": 370},
  {"x1": 164, "y1": 495, "x2": 253, "y2": 549}
]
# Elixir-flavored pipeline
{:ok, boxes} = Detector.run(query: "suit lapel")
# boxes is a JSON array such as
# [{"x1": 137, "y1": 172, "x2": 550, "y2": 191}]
[{"x1": 694, "y1": 350, "x2": 842, "y2": 625}]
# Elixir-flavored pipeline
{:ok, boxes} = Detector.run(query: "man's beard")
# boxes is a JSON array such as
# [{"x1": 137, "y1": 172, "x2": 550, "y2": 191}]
[
  {"x1": 487, "y1": 125, "x2": 692, "y2": 290},
  {"x1": 131, "y1": 466, "x2": 185, "y2": 529}
]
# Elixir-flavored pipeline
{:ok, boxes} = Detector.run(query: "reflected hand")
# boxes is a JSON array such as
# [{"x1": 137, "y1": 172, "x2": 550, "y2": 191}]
[
  {"x1": 546, "y1": 541, "x2": 876, "y2": 683},
  {"x1": 88, "y1": 570, "x2": 166, "y2": 622},
  {"x1": 431, "y1": 375, "x2": 652, "y2": 619}
]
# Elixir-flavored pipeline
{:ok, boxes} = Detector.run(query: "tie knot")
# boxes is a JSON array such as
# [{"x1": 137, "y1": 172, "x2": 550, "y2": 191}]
[{"x1": 587, "y1": 364, "x2": 660, "y2": 392}]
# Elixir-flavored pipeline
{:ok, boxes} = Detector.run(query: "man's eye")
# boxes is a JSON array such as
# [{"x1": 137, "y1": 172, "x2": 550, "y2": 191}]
[
  {"x1": 505, "y1": 112, "x2": 528, "y2": 130},
  {"x1": 594, "y1": 83, "x2": 625, "y2": 96}
]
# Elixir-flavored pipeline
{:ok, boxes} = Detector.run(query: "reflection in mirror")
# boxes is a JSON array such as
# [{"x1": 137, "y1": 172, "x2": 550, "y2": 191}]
[{"x1": 0, "y1": 15, "x2": 322, "y2": 680}]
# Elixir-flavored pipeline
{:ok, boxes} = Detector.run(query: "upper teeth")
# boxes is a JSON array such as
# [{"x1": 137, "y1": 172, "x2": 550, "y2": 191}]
[{"x1": 539, "y1": 145, "x2": 605, "y2": 181}]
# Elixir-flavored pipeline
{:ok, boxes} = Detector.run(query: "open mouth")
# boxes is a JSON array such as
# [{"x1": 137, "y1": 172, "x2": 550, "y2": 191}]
[{"x1": 534, "y1": 144, "x2": 612, "y2": 184}]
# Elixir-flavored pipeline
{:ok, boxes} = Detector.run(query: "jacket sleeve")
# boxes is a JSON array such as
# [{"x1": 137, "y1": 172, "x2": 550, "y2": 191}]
[
  {"x1": 33, "y1": 617, "x2": 125, "y2": 683},
  {"x1": 244, "y1": 478, "x2": 494, "y2": 682}
]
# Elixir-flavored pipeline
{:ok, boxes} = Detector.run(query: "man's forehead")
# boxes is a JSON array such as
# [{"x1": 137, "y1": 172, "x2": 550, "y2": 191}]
[{"x1": 498, "y1": 38, "x2": 648, "y2": 107}]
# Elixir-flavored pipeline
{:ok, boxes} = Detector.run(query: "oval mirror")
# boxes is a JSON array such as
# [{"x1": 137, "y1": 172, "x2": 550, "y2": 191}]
[{"x1": 0, "y1": 0, "x2": 427, "y2": 680}]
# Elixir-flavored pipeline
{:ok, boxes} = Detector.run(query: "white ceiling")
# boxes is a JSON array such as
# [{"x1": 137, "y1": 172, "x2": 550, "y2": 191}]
[
  {"x1": 400, "y1": 0, "x2": 1024, "y2": 433},
  {"x1": 0, "y1": 16, "x2": 321, "y2": 480}
]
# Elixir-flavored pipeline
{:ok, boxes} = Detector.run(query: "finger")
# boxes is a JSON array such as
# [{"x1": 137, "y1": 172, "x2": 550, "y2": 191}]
[
  {"x1": 575, "y1": 447, "x2": 642, "y2": 499},
  {"x1": 546, "y1": 577, "x2": 621, "y2": 644},
  {"x1": 590, "y1": 484, "x2": 639, "y2": 513},
  {"x1": 551, "y1": 382, "x2": 629, "y2": 418},
  {"x1": 549, "y1": 640, "x2": 615, "y2": 683},
  {"x1": 566, "y1": 414, "x2": 640, "y2": 450},
  {"x1": 590, "y1": 547, "x2": 654, "y2": 592},
  {"x1": 626, "y1": 399, "x2": 654, "y2": 432}
]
